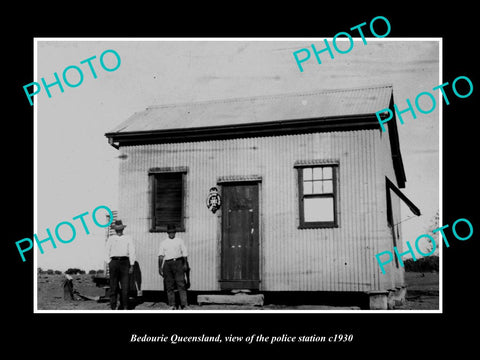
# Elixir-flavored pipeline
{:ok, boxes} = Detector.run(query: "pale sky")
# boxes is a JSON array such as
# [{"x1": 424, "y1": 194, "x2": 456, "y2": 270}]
[{"x1": 35, "y1": 39, "x2": 440, "y2": 271}]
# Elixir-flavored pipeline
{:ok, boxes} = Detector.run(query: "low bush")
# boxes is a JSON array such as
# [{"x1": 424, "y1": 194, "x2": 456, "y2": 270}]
[{"x1": 404, "y1": 256, "x2": 439, "y2": 272}]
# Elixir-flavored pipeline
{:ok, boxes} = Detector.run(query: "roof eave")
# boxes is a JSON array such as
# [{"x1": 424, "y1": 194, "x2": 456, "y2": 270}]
[{"x1": 105, "y1": 113, "x2": 381, "y2": 147}]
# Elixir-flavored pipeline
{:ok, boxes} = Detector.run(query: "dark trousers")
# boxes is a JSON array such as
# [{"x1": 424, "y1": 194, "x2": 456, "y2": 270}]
[
  {"x1": 63, "y1": 279, "x2": 74, "y2": 300},
  {"x1": 109, "y1": 258, "x2": 130, "y2": 310},
  {"x1": 164, "y1": 259, "x2": 187, "y2": 307}
]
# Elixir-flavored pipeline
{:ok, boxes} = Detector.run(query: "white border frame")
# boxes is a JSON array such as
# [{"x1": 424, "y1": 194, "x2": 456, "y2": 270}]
[{"x1": 33, "y1": 37, "x2": 443, "y2": 314}]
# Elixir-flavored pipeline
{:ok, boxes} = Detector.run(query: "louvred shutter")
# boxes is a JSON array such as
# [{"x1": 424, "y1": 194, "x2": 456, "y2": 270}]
[{"x1": 154, "y1": 172, "x2": 183, "y2": 228}]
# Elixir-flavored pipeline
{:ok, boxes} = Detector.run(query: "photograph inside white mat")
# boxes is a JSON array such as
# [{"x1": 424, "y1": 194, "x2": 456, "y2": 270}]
[{"x1": 33, "y1": 38, "x2": 441, "y2": 312}]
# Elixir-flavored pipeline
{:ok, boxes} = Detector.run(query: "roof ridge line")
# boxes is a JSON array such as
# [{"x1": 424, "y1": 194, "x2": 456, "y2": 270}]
[{"x1": 145, "y1": 84, "x2": 393, "y2": 110}]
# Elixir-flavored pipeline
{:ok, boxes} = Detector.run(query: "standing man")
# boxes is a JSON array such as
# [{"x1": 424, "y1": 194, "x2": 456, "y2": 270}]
[
  {"x1": 158, "y1": 224, "x2": 189, "y2": 310},
  {"x1": 105, "y1": 219, "x2": 136, "y2": 310}
]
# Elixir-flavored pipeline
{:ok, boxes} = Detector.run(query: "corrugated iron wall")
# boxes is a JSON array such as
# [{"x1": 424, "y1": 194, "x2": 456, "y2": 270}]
[{"x1": 118, "y1": 130, "x2": 393, "y2": 292}]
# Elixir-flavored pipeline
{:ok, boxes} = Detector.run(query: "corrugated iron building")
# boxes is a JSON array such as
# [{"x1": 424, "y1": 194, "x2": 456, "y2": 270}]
[{"x1": 105, "y1": 85, "x2": 420, "y2": 309}]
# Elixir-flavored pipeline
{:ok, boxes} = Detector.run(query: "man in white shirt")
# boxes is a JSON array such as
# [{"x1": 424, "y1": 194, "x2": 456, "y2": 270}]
[
  {"x1": 105, "y1": 219, "x2": 136, "y2": 310},
  {"x1": 158, "y1": 224, "x2": 189, "y2": 310}
]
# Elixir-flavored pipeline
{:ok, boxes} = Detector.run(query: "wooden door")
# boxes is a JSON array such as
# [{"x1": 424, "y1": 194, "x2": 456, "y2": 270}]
[{"x1": 220, "y1": 182, "x2": 260, "y2": 290}]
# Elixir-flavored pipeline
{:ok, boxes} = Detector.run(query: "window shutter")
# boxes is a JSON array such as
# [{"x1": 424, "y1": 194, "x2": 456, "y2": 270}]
[{"x1": 153, "y1": 172, "x2": 184, "y2": 230}]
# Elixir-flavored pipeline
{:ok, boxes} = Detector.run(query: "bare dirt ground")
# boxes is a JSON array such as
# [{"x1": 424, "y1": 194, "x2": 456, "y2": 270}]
[
  {"x1": 398, "y1": 271, "x2": 439, "y2": 310},
  {"x1": 36, "y1": 271, "x2": 439, "y2": 311}
]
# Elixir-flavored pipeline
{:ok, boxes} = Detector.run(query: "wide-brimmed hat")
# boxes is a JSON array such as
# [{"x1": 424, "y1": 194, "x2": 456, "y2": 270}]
[
  {"x1": 112, "y1": 219, "x2": 126, "y2": 230},
  {"x1": 167, "y1": 224, "x2": 176, "y2": 232}
]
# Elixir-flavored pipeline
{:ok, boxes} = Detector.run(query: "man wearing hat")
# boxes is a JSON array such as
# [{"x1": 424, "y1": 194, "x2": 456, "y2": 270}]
[
  {"x1": 105, "y1": 219, "x2": 136, "y2": 310},
  {"x1": 158, "y1": 224, "x2": 189, "y2": 310}
]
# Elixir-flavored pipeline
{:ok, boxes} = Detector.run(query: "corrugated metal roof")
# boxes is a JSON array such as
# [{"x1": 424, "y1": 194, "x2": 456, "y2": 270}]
[{"x1": 109, "y1": 85, "x2": 393, "y2": 134}]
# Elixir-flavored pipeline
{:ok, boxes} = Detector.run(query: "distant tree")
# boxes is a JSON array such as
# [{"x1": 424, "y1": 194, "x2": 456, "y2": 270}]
[
  {"x1": 405, "y1": 257, "x2": 439, "y2": 272},
  {"x1": 37, "y1": 267, "x2": 44, "y2": 274},
  {"x1": 97, "y1": 269, "x2": 104, "y2": 275},
  {"x1": 54, "y1": 270, "x2": 62, "y2": 275},
  {"x1": 47, "y1": 269, "x2": 54, "y2": 275},
  {"x1": 65, "y1": 268, "x2": 85, "y2": 275},
  {"x1": 88, "y1": 270, "x2": 96, "y2": 275},
  {"x1": 424, "y1": 210, "x2": 440, "y2": 256}
]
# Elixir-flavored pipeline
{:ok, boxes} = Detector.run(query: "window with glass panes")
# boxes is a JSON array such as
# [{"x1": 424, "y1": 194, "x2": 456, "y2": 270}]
[{"x1": 297, "y1": 164, "x2": 338, "y2": 228}]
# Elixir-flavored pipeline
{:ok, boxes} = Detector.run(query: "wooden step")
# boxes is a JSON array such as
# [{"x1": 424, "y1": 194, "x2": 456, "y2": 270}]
[{"x1": 197, "y1": 293, "x2": 264, "y2": 306}]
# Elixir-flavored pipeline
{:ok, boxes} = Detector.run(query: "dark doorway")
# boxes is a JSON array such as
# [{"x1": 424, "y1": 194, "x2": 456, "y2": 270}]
[{"x1": 220, "y1": 182, "x2": 260, "y2": 290}]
